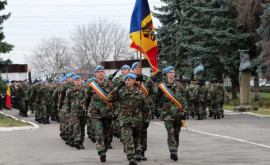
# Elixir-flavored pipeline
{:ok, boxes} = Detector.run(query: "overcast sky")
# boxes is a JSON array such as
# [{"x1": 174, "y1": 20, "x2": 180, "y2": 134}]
[{"x1": 1, "y1": 0, "x2": 162, "y2": 64}]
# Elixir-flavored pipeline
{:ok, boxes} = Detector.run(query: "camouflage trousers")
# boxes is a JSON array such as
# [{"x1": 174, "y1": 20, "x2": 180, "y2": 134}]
[
  {"x1": 59, "y1": 109, "x2": 67, "y2": 137},
  {"x1": 211, "y1": 104, "x2": 221, "y2": 115},
  {"x1": 195, "y1": 102, "x2": 206, "y2": 116},
  {"x1": 121, "y1": 125, "x2": 141, "y2": 160},
  {"x1": 86, "y1": 117, "x2": 95, "y2": 139},
  {"x1": 164, "y1": 120, "x2": 181, "y2": 152},
  {"x1": 92, "y1": 117, "x2": 112, "y2": 153},
  {"x1": 69, "y1": 110, "x2": 87, "y2": 142},
  {"x1": 40, "y1": 103, "x2": 51, "y2": 121},
  {"x1": 188, "y1": 102, "x2": 195, "y2": 116},
  {"x1": 19, "y1": 100, "x2": 28, "y2": 115},
  {"x1": 112, "y1": 118, "x2": 121, "y2": 139},
  {"x1": 140, "y1": 121, "x2": 149, "y2": 151}
]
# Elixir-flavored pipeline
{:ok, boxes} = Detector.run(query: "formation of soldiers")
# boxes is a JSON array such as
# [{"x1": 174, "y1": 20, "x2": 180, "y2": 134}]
[{"x1": 9, "y1": 62, "x2": 228, "y2": 165}]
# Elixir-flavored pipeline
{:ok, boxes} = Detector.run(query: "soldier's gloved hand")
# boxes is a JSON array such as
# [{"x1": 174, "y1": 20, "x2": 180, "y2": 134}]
[
  {"x1": 113, "y1": 113, "x2": 118, "y2": 120},
  {"x1": 117, "y1": 81, "x2": 125, "y2": 89},
  {"x1": 136, "y1": 75, "x2": 143, "y2": 82},
  {"x1": 111, "y1": 69, "x2": 120, "y2": 79}
]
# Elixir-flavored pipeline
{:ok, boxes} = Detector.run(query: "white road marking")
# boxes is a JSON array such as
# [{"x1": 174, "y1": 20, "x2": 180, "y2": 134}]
[{"x1": 152, "y1": 121, "x2": 270, "y2": 150}]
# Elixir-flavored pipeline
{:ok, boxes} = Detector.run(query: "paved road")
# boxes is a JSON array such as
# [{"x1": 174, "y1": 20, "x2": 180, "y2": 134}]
[{"x1": 0, "y1": 109, "x2": 270, "y2": 165}]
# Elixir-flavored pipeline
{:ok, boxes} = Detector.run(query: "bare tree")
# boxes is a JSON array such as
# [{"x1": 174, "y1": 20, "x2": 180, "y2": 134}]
[
  {"x1": 71, "y1": 20, "x2": 134, "y2": 69},
  {"x1": 26, "y1": 37, "x2": 73, "y2": 78}
]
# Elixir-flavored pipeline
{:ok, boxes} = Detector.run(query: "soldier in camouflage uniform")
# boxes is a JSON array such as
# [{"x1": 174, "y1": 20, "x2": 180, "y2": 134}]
[
  {"x1": 52, "y1": 79, "x2": 60, "y2": 122},
  {"x1": 10, "y1": 80, "x2": 18, "y2": 109},
  {"x1": 66, "y1": 75, "x2": 86, "y2": 149},
  {"x1": 216, "y1": 80, "x2": 228, "y2": 118},
  {"x1": 200, "y1": 80, "x2": 208, "y2": 119},
  {"x1": 59, "y1": 73, "x2": 75, "y2": 145},
  {"x1": 85, "y1": 78, "x2": 96, "y2": 143},
  {"x1": 131, "y1": 62, "x2": 155, "y2": 161},
  {"x1": 157, "y1": 66, "x2": 187, "y2": 161},
  {"x1": 18, "y1": 80, "x2": 30, "y2": 117},
  {"x1": 39, "y1": 80, "x2": 52, "y2": 124},
  {"x1": 208, "y1": 79, "x2": 220, "y2": 119},
  {"x1": 108, "y1": 73, "x2": 149, "y2": 165},
  {"x1": 58, "y1": 77, "x2": 67, "y2": 140},
  {"x1": 32, "y1": 80, "x2": 43, "y2": 122},
  {"x1": 111, "y1": 65, "x2": 130, "y2": 142},
  {"x1": 194, "y1": 80, "x2": 205, "y2": 120},
  {"x1": 187, "y1": 79, "x2": 197, "y2": 118},
  {"x1": 84, "y1": 66, "x2": 115, "y2": 162}
]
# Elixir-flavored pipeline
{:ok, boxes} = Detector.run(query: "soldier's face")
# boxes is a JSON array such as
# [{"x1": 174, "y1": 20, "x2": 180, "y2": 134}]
[
  {"x1": 95, "y1": 70, "x2": 105, "y2": 79},
  {"x1": 74, "y1": 79, "x2": 81, "y2": 86},
  {"x1": 68, "y1": 76, "x2": 74, "y2": 82},
  {"x1": 132, "y1": 66, "x2": 140, "y2": 75},
  {"x1": 166, "y1": 70, "x2": 175, "y2": 79},
  {"x1": 125, "y1": 78, "x2": 135, "y2": 88},
  {"x1": 121, "y1": 69, "x2": 130, "y2": 76}
]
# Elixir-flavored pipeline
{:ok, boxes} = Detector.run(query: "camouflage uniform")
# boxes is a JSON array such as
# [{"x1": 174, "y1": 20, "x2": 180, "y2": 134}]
[
  {"x1": 58, "y1": 82, "x2": 73, "y2": 139},
  {"x1": 32, "y1": 84, "x2": 42, "y2": 121},
  {"x1": 135, "y1": 74, "x2": 155, "y2": 154},
  {"x1": 28, "y1": 85, "x2": 35, "y2": 114},
  {"x1": 201, "y1": 84, "x2": 209, "y2": 118},
  {"x1": 108, "y1": 86, "x2": 149, "y2": 160},
  {"x1": 157, "y1": 80, "x2": 187, "y2": 153},
  {"x1": 18, "y1": 84, "x2": 30, "y2": 116},
  {"x1": 66, "y1": 86, "x2": 86, "y2": 143},
  {"x1": 39, "y1": 85, "x2": 52, "y2": 123},
  {"x1": 208, "y1": 84, "x2": 220, "y2": 119},
  {"x1": 216, "y1": 83, "x2": 228, "y2": 118},
  {"x1": 84, "y1": 79, "x2": 114, "y2": 154},
  {"x1": 186, "y1": 82, "x2": 197, "y2": 118},
  {"x1": 194, "y1": 84, "x2": 204, "y2": 119},
  {"x1": 52, "y1": 85, "x2": 60, "y2": 122}
]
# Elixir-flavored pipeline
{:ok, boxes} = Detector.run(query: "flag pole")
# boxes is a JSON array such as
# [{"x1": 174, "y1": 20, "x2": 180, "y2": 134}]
[{"x1": 140, "y1": 28, "x2": 142, "y2": 75}]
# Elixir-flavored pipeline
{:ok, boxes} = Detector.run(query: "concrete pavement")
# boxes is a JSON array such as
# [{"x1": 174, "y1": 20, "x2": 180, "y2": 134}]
[{"x1": 0, "y1": 109, "x2": 270, "y2": 165}]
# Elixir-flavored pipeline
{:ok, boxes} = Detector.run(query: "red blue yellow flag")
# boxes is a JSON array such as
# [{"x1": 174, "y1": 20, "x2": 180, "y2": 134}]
[
  {"x1": 130, "y1": 0, "x2": 158, "y2": 75},
  {"x1": 159, "y1": 83, "x2": 183, "y2": 111},
  {"x1": 89, "y1": 81, "x2": 113, "y2": 109},
  {"x1": 6, "y1": 80, "x2": 12, "y2": 109}
]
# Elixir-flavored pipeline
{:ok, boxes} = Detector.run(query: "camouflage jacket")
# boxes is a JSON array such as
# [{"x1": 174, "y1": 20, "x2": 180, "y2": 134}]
[
  {"x1": 66, "y1": 86, "x2": 86, "y2": 116},
  {"x1": 207, "y1": 85, "x2": 218, "y2": 105},
  {"x1": 108, "y1": 86, "x2": 149, "y2": 127},
  {"x1": 111, "y1": 75, "x2": 124, "y2": 114},
  {"x1": 157, "y1": 80, "x2": 187, "y2": 121},
  {"x1": 58, "y1": 82, "x2": 73, "y2": 110},
  {"x1": 134, "y1": 74, "x2": 156, "y2": 122},
  {"x1": 19, "y1": 84, "x2": 30, "y2": 101},
  {"x1": 84, "y1": 79, "x2": 115, "y2": 119},
  {"x1": 39, "y1": 86, "x2": 52, "y2": 105}
]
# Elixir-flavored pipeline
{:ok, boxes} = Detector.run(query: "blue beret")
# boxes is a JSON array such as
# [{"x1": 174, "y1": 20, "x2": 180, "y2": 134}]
[
  {"x1": 165, "y1": 66, "x2": 175, "y2": 73},
  {"x1": 124, "y1": 73, "x2": 137, "y2": 80},
  {"x1": 94, "y1": 65, "x2": 104, "y2": 73},
  {"x1": 87, "y1": 78, "x2": 96, "y2": 82},
  {"x1": 66, "y1": 72, "x2": 75, "y2": 78},
  {"x1": 43, "y1": 80, "x2": 47, "y2": 84},
  {"x1": 131, "y1": 62, "x2": 140, "y2": 69},
  {"x1": 73, "y1": 75, "x2": 81, "y2": 80},
  {"x1": 60, "y1": 77, "x2": 67, "y2": 84},
  {"x1": 121, "y1": 65, "x2": 130, "y2": 70}
]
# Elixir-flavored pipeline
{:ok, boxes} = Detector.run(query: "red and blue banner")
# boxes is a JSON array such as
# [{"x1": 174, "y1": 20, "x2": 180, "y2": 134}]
[
  {"x1": 130, "y1": 0, "x2": 158, "y2": 75},
  {"x1": 159, "y1": 83, "x2": 183, "y2": 111},
  {"x1": 89, "y1": 82, "x2": 113, "y2": 109},
  {"x1": 6, "y1": 80, "x2": 12, "y2": 109}
]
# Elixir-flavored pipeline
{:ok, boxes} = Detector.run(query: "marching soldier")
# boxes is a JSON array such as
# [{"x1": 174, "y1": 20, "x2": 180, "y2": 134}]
[
  {"x1": 65, "y1": 75, "x2": 86, "y2": 149},
  {"x1": 108, "y1": 73, "x2": 149, "y2": 165},
  {"x1": 18, "y1": 80, "x2": 30, "y2": 117},
  {"x1": 208, "y1": 79, "x2": 220, "y2": 119},
  {"x1": 84, "y1": 66, "x2": 115, "y2": 162},
  {"x1": 131, "y1": 62, "x2": 155, "y2": 161},
  {"x1": 157, "y1": 66, "x2": 187, "y2": 161}
]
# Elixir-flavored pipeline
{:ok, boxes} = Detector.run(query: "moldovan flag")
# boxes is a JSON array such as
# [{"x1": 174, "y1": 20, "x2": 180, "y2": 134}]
[
  {"x1": 6, "y1": 80, "x2": 12, "y2": 109},
  {"x1": 130, "y1": 0, "x2": 158, "y2": 75}
]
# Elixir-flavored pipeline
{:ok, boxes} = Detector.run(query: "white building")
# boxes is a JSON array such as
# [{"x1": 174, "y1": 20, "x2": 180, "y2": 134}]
[{"x1": 1, "y1": 64, "x2": 28, "y2": 81}]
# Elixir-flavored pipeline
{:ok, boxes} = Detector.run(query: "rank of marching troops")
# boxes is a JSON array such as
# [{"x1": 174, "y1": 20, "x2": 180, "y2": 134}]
[{"x1": 10, "y1": 62, "x2": 228, "y2": 165}]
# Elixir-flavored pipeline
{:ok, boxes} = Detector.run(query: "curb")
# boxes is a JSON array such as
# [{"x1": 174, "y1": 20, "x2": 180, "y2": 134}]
[
  {"x1": 224, "y1": 110, "x2": 270, "y2": 118},
  {"x1": 0, "y1": 112, "x2": 39, "y2": 131}
]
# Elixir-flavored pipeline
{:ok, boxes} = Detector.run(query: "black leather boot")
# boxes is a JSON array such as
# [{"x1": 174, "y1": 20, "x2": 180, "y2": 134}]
[
  {"x1": 98, "y1": 151, "x2": 106, "y2": 162},
  {"x1": 69, "y1": 140, "x2": 74, "y2": 147},
  {"x1": 141, "y1": 151, "x2": 147, "y2": 161},
  {"x1": 214, "y1": 115, "x2": 217, "y2": 119},
  {"x1": 170, "y1": 150, "x2": 178, "y2": 161},
  {"x1": 107, "y1": 142, "x2": 112, "y2": 149},
  {"x1": 135, "y1": 150, "x2": 142, "y2": 161},
  {"x1": 129, "y1": 158, "x2": 137, "y2": 165}
]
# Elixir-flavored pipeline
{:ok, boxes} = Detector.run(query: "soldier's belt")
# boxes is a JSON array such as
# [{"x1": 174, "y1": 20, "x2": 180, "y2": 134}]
[
  {"x1": 159, "y1": 83, "x2": 183, "y2": 111},
  {"x1": 89, "y1": 82, "x2": 112, "y2": 109}
]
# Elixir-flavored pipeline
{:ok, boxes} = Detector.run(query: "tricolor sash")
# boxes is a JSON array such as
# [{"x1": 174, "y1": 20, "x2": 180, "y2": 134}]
[
  {"x1": 136, "y1": 81, "x2": 149, "y2": 96},
  {"x1": 159, "y1": 83, "x2": 183, "y2": 111},
  {"x1": 89, "y1": 81, "x2": 113, "y2": 109}
]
